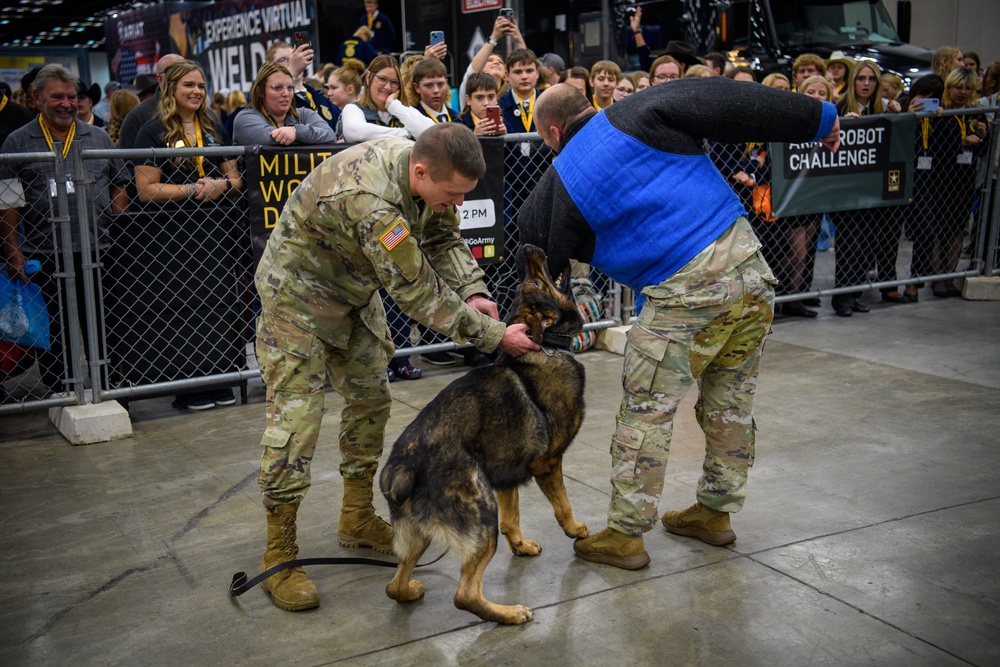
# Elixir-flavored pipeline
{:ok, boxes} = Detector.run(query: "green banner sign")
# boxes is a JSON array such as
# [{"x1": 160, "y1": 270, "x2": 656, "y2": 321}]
[{"x1": 769, "y1": 114, "x2": 916, "y2": 216}]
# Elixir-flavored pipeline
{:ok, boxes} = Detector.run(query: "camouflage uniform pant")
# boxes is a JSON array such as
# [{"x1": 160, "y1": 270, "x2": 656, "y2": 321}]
[
  {"x1": 256, "y1": 311, "x2": 393, "y2": 510},
  {"x1": 608, "y1": 251, "x2": 775, "y2": 535}
]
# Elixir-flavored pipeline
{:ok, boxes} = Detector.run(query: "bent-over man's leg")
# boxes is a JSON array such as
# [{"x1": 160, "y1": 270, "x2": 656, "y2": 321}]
[
  {"x1": 694, "y1": 255, "x2": 774, "y2": 513},
  {"x1": 257, "y1": 314, "x2": 330, "y2": 509},
  {"x1": 664, "y1": 253, "x2": 775, "y2": 545},
  {"x1": 326, "y1": 314, "x2": 394, "y2": 553},
  {"x1": 255, "y1": 313, "x2": 331, "y2": 611}
]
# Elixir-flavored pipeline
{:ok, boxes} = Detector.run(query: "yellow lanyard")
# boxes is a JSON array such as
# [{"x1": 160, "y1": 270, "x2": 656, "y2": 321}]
[
  {"x1": 367, "y1": 12, "x2": 374, "y2": 29},
  {"x1": 592, "y1": 95, "x2": 612, "y2": 111},
  {"x1": 515, "y1": 91, "x2": 535, "y2": 132},
  {"x1": 262, "y1": 110, "x2": 280, "y2": 128},
  {"x1": 181, "y1": 118, "x2": 205, "y2": 177},
  {"x1": 955, "y1": 115, "x2": 968, "y2": 141},
  {"x1": 85, "y1": 114, "x2": 95, "y2": 125},
  {"x1": 921, "y1": 118, "x2": 930, "y2": 151},
  {"x1": 0, "y1": 94, "x2": 8, "y2": 114},
  {"x1": 38, "y1": 115, "x2": 76, "y2": 159}
]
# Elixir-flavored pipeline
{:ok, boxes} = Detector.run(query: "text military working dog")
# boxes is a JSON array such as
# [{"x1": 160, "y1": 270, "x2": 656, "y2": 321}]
[{"x1": 379, "y1": 245, "x2": 588, "y2": 625}]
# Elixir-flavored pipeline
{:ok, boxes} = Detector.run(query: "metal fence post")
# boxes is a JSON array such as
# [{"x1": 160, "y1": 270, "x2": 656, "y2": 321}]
[
  {"x1": 70, "y1": 143, "x2": 104, "y2": 403},
  {"x1": 981, "y1": 116, "x2": 1000, "y2": 276},
  {"x1": 52, "y1": 142, "x2": 86, "y2": 403}
]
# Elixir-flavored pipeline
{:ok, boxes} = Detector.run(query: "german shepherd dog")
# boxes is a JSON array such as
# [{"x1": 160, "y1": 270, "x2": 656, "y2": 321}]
[{"x1": 379, "y1": 245, "x2": 589, "y2": 625}]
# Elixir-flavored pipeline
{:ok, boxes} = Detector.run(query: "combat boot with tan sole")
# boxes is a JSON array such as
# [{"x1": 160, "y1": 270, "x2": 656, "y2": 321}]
[
  {"x1": 338, "y1": 470, "x2": 393, "y2": 554},
  {"x1": 262, "y1": 504, "x2": 320, "y2": 611},
  {"x1": 573, "y1": 527, "x2": 650, "y2": 570},
  {"x1": 662, "y1": 501, "x2": 736, "y2": 546}
]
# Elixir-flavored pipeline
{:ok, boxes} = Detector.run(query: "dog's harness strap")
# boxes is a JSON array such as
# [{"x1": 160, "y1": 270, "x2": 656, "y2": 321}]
[{"x1": 229, "y1": 552, "x2": 447, "y2": 597}]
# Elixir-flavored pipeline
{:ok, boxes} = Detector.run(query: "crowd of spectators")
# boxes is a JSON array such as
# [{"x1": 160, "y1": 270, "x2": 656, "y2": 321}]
[{"x1": 1, "y1": 8, "x2": 998, "y2": 402}]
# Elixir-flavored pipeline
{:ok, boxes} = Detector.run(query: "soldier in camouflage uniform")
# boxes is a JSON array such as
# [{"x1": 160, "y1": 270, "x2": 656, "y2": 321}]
[
  {"x1": 517, "y1": 81, "x2": 841, "y2": 568},
  {"x1": 254, "y1": 123, "x2": 538, "y2": 611}
]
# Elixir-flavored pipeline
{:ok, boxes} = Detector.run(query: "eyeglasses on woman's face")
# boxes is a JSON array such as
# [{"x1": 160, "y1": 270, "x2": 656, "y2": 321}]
[
  {"x1": 268, "y1": 84, "x2": 296, "y2": 93},
  {"x1": 615, "y1": 86, "x2": 634, "y2": 95},
  {"x1": 372, "y1": 73, "x2": 401, "y2": 90}
]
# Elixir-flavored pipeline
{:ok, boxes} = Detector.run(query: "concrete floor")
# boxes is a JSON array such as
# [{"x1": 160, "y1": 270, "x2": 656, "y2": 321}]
[{"x1": 2, "y1": 290, "x2": 999, "y2": 666}]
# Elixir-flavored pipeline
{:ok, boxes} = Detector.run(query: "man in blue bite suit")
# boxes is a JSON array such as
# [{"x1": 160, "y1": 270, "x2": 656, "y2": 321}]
[{"x1": 518, "y1": 80, "x2": 840, "y2": 569}]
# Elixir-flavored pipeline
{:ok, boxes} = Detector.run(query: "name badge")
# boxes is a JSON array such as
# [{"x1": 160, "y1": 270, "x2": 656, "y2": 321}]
[
  {"x1": 957, "y1": 151, "x2": 973, "y2": 165},
  {"x1": 916, "y1": 156, "x2": 932, "y2": 170},
  {"x1": 520, "y1": 141, "x2": 532, "y2": 158}
]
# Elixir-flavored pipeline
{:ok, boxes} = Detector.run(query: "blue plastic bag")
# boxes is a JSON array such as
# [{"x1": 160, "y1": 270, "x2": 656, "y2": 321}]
[
  {"x1": 0, "y1": 262, "x2": 51, "y2": 351},
  {"x1": 817, "y1": 213, "x2": 835, "y2": 252}
]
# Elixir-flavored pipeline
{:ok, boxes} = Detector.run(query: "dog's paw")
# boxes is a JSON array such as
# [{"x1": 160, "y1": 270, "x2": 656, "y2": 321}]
[
  {"x1": 564, "y1": 521, "x2": 589, "y2": 539},
  {"x1": 386, "y1": 578, "x2": 425, "y2": 602},
  {"x1": 499, "y1": 605, "x2": 534, "y2": 625},
  {"x1": 511, "y1": 539, "x2": 542, "y2": 557}
]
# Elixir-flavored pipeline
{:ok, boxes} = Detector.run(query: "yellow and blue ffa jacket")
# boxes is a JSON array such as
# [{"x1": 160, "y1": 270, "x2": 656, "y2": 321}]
[
  {"x1": 499, "y1": 88, "x2": 539, "y2": 133},
  {"x1": 517, "y1": 77, "x2": 837, "y2": 290},
  {"x1": 295, "y1": 82, "x2": 340, "y2": 130}
]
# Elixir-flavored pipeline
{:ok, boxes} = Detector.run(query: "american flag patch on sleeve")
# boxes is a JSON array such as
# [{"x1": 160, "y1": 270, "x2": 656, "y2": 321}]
[{"x1": 380, "y1": 222, "x2": 409, "y2": 251}]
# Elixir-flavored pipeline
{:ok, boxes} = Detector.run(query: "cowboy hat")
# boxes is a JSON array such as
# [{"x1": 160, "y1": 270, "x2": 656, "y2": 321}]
[
  {"x1": 77, "y1": 81, "x2": 101, "y2": 105},
  {"x1": 129, "y1": 73, "x2": 159, "y2": 98},
  {"x1": 20, "y1": 67, "x2": 41, "y2": 95},
  {"x1": 825, "y1": 50, "x2": 855, "y2": 73},
  {"x1": 658, "y1": 40, "x2": 700, "y2": 67}
]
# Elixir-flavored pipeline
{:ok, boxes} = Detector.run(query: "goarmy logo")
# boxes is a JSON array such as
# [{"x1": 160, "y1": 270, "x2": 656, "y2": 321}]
[{"x1": 887, "y1": 169, "x2": 900, "y2": 193}]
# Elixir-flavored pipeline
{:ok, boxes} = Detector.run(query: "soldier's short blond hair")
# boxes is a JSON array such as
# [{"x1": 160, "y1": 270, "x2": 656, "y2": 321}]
[{"x1": 412, "y1": 123, "x2": 485, "y2": 181}]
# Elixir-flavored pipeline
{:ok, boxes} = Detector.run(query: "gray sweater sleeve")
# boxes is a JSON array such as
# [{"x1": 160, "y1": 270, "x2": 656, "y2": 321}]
[
  {"x1": 232, "y1": 109, "x2": 278, "y2": 145},
  {"x1": 233, "y1": 107, "x2": 338, "y2": 145},
  {"x1": 291, "y1": 108, "x2": 337, "y2": 144}
]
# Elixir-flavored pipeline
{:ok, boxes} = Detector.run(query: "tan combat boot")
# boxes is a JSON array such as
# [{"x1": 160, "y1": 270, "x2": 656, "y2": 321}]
[
  {"x1": 337, "y1": 470, "x2": 394, "y2": 554},
  {"x1": 261, "y1": 504, "x2": 320, "y2": 611},
  {"x1": 573, "y1": 527, "x2": 651, "y2": 570},
  {"x1": 662, "y1": 501, "x2": 736, "y2": 545}
]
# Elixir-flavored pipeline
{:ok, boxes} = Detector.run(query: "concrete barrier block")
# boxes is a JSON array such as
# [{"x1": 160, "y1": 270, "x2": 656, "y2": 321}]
[
  {"x1": 49, "y1": 401, "x2": 133, "y2": 445},
  {"x1": 962, "y1": 277, "x2": 1000, "y2": 301},
  {"x1": 595, "y1": 325, "x2": 631, "y2": 356}
]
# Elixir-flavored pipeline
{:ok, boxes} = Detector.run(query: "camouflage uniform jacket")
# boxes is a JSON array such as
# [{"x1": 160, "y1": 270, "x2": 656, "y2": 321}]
[{"x1": 255, "y1": 137, "x2": 506, "y2": 353}]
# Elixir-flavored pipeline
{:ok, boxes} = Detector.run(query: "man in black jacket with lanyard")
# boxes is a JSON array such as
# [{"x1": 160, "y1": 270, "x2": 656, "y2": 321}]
[{"x1": 519, "y1": 80, "x2": 840, "y2": 569}]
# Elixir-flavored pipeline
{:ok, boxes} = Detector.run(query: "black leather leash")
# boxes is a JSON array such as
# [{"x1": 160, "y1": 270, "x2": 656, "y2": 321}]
[{"x1": 229, "y1": 551, "x2": 447, "y2": 598}]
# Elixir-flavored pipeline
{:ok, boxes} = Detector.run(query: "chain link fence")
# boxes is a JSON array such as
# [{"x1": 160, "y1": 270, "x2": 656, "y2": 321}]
[
  {"x1": 710, "y1": 107, "x2": 999, "y2": 314},
  {"x1": 2, "y1": 116, "x2": 998, "y2": 414}
]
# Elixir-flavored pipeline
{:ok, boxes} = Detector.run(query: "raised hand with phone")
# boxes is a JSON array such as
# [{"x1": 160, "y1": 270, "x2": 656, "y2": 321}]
[
  {"x1": 490, "y1": 9, "x2": 523, "y2": 46},
  {"x1": 286, "y1": 33, "x2": 314, "y2": 79},
  {"x1": 424, "y1": 31, "x2": 448, "y2": 60}
]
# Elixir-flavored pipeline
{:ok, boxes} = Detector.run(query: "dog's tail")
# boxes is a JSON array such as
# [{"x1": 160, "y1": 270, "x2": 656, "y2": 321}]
[{"x1": 379, "y1": 463, "x2": 415, "y2": 506}]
